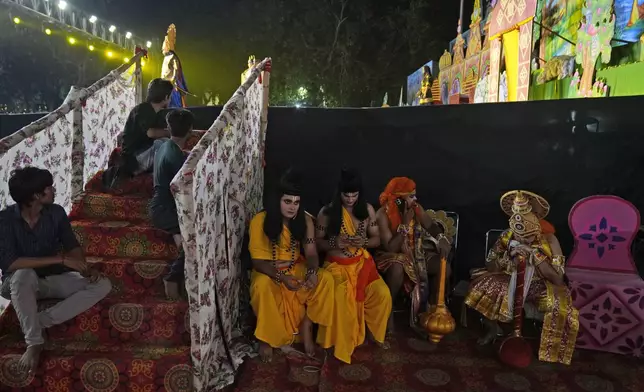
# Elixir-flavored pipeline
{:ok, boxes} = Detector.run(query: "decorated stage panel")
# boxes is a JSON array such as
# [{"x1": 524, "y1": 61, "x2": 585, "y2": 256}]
[{"x1": 406, "y1": 0, "x2": 644, "y2": 106}]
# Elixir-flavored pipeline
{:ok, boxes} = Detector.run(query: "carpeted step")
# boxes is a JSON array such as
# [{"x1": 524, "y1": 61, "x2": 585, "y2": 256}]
[
  {"x1": 72, "y1": 219, "x2": 178, "y2": 259},
  {"x1": 87, "y1": 256, "x2": 170, "y2": 297},
  {"x1": 70, "y1": 193, "x2": 150, "y2": 222},
  {"x1": 84, "y1": 170, "x2": 154, "y2": 197},
  {"x1": 0, "y1": 296, "x2": 189, "y2": 347},
  {"x1": 0, "y1": 337, "x2": 192, "y2": 391}
]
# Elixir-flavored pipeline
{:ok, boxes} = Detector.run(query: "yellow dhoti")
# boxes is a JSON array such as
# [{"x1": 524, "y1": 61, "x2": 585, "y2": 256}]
[
  {"x1": 249, "y1": 211, "x2": 334, "y2": 348},
  {"x1": 251, "y1": 263, "x2": 334, "y2": 348},
  {"x1": 317, "y1": 207, "x2": 392, "y2": 363}
]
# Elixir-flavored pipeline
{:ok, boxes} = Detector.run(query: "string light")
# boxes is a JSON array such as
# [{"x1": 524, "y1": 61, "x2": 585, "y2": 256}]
[
  {"x1": 108, "y1": 25, "x2": 116, "y2": 33},
  {"x1": 106, "y1": 51, "x2": 114, "y2": 58},
  {"x1": 146, "y1": 41, "x2": 152, "y2": 48},
  {"x1": 125, "y1": 32, "x2": 132, "y2": 39},
  {"x1": 45, "y1": 28, "x2": 52, "y2": 35},
  {"x1": 58, "y1": 1, "x2": 67, "y2": 10},
  {"x1": 13, "y1": 17, "x2": 21, "y2": 24},
  {"x1": 88, "y1": 44, "x2": 95, "y2": 51},
  {"x1": 89, "y1": 15, "x2": 97, "y2": 23},
  {"x1": 68, "y1": 37, "x2": 76, "y2": 44},
  {"x1": 123, "y1": 57, "x2": 130, "y2": 63}
]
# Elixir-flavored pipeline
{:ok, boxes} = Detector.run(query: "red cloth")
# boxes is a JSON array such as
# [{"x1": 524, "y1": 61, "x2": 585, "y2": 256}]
[
  {"x1": 540, "y1": 219, "x2": 555, "y2": 235},
  {"x1": 328, "y1": 253, "x2": 380, "y2": 302}
]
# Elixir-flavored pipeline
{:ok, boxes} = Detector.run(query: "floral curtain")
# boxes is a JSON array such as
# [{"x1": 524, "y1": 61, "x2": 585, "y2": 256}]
[
  {"x1": 0, "y1": 56, "x2": 141, "y2": 213},
  {"x1": 171, "y1": 59, "x2": 271, "y2": 391},
  {"x1": 82, "y1": 70, "x2": 136, "y2": 185},
  {"x1": 0, "y1": 112, "x2": 75, "y2": 212}
]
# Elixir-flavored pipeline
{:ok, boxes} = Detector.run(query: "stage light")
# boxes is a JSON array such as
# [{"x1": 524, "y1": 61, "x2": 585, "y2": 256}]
[
  {"x1": 88, "y1": 45, "x2": 95, "y2": 51},
  {"x1": 108, "y1": 25, "x2": 116, "y2": 33},
  {"x1": 45, "y1": 28, "x2": 52, "y2": 35},
  {"x1": 125, "y1": 32, "x2": 132, "y2": 39},
  {"x1": 68, "y1": 37, "x2": 76, "y2": 45},
  {"x1": 106, "y1": 51, "x2": 114, "y2": 58},
  {"x1": 58, "y1": 1, "x2": 67, "y2": 10},
  {"x1": 13, "y1": 17, "x2": 21, "y2": 24},
  {"x1": 146, "y1": 41, "x2": 152, "y2": 48}
]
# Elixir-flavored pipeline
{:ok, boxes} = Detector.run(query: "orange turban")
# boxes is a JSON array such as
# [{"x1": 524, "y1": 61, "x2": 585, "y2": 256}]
[{"x1": 379, "y1": 177, "x2": 417, "y2": 230}]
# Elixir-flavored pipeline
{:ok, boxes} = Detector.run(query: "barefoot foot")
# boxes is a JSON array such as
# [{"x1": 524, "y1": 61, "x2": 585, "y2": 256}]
[
  {"x1": 19, "y1": 344, "x2": 43, "y2": 374},
  {"x1": 164, "y1": 280, "x2": 180, "y2": 300},
  {"x1": 259, "y1": 342, "x2": 273, "y2": 363},
  {"x1": 300, "y1": 316, "x2": 316, "y2": 357}
]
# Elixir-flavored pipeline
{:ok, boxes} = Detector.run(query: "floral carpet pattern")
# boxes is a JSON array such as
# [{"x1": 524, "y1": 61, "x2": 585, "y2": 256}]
[
  {"x1": 232, "y1": 325, "x2": 643, "y2": 392},
  {"x1": 0, "y1": 163, "x2": 193, "y2": 391}
]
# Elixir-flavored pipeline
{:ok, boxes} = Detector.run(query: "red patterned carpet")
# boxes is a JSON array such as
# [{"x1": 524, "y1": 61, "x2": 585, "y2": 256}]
[
  {"x1": 232, "y1": 324, "x2": 643, "y2": 392},
  {"x1": 0, "y1": 141, "x2": 200, "y2": 391}
]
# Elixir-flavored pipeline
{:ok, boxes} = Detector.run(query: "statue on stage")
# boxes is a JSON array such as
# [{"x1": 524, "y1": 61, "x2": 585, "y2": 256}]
[
  {"x1": 161, "y1": 24, "x2": 190, "y2": 108},
  {"x1": 242, "y1": 55, "x2": 257, "y2": 84},
  {"x1": 416, "y1": 65, "x2": 433, "y2": 105}
]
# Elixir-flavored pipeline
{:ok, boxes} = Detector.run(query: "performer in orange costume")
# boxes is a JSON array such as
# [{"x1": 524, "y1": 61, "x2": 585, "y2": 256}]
[{"x1": 374, "y1": 177, "x2": 452, "y2": 334}]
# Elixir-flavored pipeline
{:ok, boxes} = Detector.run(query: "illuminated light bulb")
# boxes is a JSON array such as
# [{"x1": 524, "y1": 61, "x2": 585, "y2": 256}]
[
  {"x1": 89, "y1": 15, "x2": 97, "y2": 23},
  {"x1": 108, "y1": 25, "x2": 116, "y2": 33},
  {"x1": 45, "y1": 28, "x2": 52, "y2": 35},
  {"x1": 68, "y1": 37, "x2": 76, "y2": 45},
  {"x1": 106, "y1": 51, "x2": 114, "y2": 58},
  {"x1": 58, "y1": 1, "x2": 67, "y2": 10},
  {"x1": 146, "y1": 41, "x2": 152, "y2": 48},
  {"x1": 124, "y1": 57, "x2": 130, "y2": 63},
  {"x1": 125, "y1": 32, "x2": 132, "y2": 39},
  {"x1": 13, "y1": 17, "x2": 21, "y2": 24},
  {"x1": 88, "y1": 45, "x2": 95, "y2": 51}
]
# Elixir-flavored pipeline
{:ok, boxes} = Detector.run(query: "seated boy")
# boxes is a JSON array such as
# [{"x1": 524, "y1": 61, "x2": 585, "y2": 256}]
[
  {"x1": 103, "y1": 79, "x2": 174, "y2": 188},
  {"x1": 148, "y1": 109, "x2": 193, "y2": 299}
]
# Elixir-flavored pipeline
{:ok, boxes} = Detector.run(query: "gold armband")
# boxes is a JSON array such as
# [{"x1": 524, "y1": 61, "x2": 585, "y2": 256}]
[
  {"x1": 531, "y1": 248, "x2": 548, "y2": 267},
  {"x1": 551, "y1": 255, "x2": 566, "y2": 275}
]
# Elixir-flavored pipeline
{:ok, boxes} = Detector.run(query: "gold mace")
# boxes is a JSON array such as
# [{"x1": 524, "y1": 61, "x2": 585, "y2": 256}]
[{"x1": 420, "y1": 256, "x2": 456, "y2": 343}]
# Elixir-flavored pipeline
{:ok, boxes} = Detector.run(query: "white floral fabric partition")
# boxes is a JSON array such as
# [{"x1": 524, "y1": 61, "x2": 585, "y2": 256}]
[
  {"x1": 0, "y1": 112, "x2": 76, "y2": 212},
  {"x1": 172, "y1": 60, "x2": 269, "y2": 391},
  {"x1": 82, "y1": 71, "x2": 136, "y2": 185}
]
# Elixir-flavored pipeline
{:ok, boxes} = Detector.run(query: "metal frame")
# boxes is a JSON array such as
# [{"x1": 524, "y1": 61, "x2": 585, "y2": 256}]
[{"x1": 2, "y1": 0, "x2": 153, "y2": 51}]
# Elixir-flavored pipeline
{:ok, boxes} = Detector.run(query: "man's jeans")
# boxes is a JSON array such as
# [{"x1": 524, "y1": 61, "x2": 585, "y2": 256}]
[{"x1": 1, "y1": 270, "x2": 112, "y2": 347}]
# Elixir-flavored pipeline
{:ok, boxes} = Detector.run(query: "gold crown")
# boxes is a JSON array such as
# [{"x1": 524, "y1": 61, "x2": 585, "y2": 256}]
[{"x1": 162, "y1": 24, "x2": 176, "y2": 53}]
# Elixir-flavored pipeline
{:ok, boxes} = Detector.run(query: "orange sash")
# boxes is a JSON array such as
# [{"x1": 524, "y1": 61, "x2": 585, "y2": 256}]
[{"x1": 328, "y1": 253, "x2": 380, "y2": 302}]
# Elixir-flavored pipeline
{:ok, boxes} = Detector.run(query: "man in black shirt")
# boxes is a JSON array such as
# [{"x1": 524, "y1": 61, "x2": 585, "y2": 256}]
[
  {"x1": 0, "y1": 168, "x2": 112, "y2": 373},
  {"x1": 149, "y1": 109, "x2": 193, "y2": 299},
  {"x1": 104, "y1": 79, "x2": 174, "y2": 188}
]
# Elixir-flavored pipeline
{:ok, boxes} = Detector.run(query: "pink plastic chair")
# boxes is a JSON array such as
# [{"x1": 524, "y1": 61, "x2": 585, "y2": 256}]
[{"x1": 567, "y1": 195, "x2": 644, "y2": 357}]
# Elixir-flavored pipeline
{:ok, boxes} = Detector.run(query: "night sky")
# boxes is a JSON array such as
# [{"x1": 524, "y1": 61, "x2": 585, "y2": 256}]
[{"x1": 83, "y1": 0, "x2": 471, "y2": 105}]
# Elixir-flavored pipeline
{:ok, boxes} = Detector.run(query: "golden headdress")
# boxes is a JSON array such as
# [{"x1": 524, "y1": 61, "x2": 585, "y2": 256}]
[
  {"x1": 500, "y1": 190, "x2": 550, "y2": 238},
  {"x1": 162, "y1": 24, "x2": 176, "y2": 54}
]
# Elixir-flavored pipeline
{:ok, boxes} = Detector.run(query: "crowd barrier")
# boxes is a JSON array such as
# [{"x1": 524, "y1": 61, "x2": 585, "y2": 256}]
[{"x1": 172, "y1": 58, "x2": 271, "y2": 391}]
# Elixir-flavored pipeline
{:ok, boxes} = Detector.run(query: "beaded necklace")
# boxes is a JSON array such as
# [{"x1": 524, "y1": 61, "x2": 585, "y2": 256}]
[
  {"x1": 271, "y1": 235, "x2": 297, "y2": 274},
  {"x1": 340, "y1": 219, "x2": 366, "y2": 258}
]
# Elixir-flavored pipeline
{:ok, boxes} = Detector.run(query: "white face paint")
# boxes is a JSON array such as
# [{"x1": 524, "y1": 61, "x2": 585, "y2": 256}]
[{"x1": 280, "y1": 194, "x2": 300, "y2": 219}]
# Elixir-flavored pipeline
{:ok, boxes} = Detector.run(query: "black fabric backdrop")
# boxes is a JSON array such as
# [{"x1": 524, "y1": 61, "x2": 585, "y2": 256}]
[
  {"x1": 262, "y1": 97, "x2": 644, "y2": 281},
  {"x1": 3, "y1": 97, "x2": 644, "y2": 280}
]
